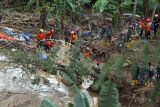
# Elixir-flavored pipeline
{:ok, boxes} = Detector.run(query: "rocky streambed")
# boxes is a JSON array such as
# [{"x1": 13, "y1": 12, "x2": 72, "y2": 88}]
[{"x1": 0, "y1": 54, "x2": 98, "y2": 107}]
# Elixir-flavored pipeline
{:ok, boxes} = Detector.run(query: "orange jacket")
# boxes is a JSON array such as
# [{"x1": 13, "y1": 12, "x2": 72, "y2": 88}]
[
  {"x1": 85, "y1": 51, "x2": 91, "y2": 58},
  {"x1": 69, "y1": 34, "x2": 78, "y2": 43},
  {"x1": 45, "y1": 40, "x2": 53, "y2": 48},
  {"x1": 139, "y1": 21, "x2": 145, "y2": 30},
  {"x1": 145, "y1": 22, "x2": 150, "y2": 31},
  {"x1": 46, "y1": 30, "x2": 54, "y2": 39},
  {"x1": 37, "y1": 33, "x2": 46, "y2": 40}
]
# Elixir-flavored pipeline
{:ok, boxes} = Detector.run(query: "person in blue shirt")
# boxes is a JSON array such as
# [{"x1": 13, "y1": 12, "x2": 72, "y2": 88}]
[{"x1": 23, "y1": 32, "x2": 30, "y2": 45}]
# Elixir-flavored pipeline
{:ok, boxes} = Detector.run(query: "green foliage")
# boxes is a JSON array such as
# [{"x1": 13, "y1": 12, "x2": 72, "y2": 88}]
[
  {"x1": 3, "y1": 46, "x2": 58, "y2": 74},
  {"x1": 98, "y1": 81, "x2": 120, "y2": 107},
  {"x1": 93, "y1": 0, "x2": 132, "y2": 17},
  {"x1": 146, "y1": 82, "x2": 160, "y2": 107},
  {"x1": 142, "y1": 43, "x2": 149, "y2": 67},
  {"x1": 61, "y1": 72, "x2": 79, "y2": 93},
  {"x1": 31, "y1": 76, "x2": 41, "y2": 85},
  {"x1": 130, "y1": 58, "x2": 139, "y2": 80},
  {"x1": 74, "y1": 91, "x2": 90, "y2": 107},
  {"x1": 65, "y1": 42, "x2": 91, "y2": 85},
  {"x1": 93, "y1": 0, "x2": 109, "y2": 12},
  {"x1": 60, "y1": 72, "x2": 90, "y2": 107},
  {"x1": 41, "y1": 97, "x2": 58, "y2": 107},
  {"x1": 120, "y1": 1, "x2": 133, "y2": 9},
  {"x1": 92, "y1": 55, "x2": 124, "y2": 91},
  {"x1": 26, "y1": 0, "x2": 36, "y2": 10}
]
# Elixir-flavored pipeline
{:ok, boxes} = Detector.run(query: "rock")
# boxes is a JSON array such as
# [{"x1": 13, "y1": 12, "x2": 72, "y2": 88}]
[
  {"x1": 41, "y1": 77, "x2": 50, "y2": 85},
  {"x1": 0, "y1": 94, "x2": 41, "y2": 107}
]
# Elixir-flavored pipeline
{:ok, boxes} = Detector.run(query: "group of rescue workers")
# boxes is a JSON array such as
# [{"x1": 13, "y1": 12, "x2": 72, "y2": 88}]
[
  {"x1": 34, "y1": 14, "x2": 160, "y2": 87},
  {"x1": 127, "y1": 14, "x2": 160, "y2": 41},
  {"x1": 35, "y1": 14, "x2": 160, "y2": 52},
  {"x1": 36, "y1": 27, "x2": 78, "y2": 50},
  {"x1": 117, "y1": 14, "x2": 160, "y2": 51}
]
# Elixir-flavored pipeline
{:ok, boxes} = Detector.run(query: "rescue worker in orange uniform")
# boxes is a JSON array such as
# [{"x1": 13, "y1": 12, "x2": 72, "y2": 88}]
[
  {"x1": 44, "y1": 40, "x2": 53, "y2": 51},
  {"x1": 139, "y1": 17, "x2": 146, "y2": 37},
  {"x1": 36, "y1": 29, "x2": 46, "y2": 47},
  {"x1": 46, "y1": 27, "x2": 54, "y2": 39},
  {"x1": 69, "y1": 31, "x2": 78, "y2": 45},
  {"x1": 85, "y1": 47, "x2": 91, "y2": 58},
  {"x1": 145, "y1": 18, "x2": 151, "y2": 39}
]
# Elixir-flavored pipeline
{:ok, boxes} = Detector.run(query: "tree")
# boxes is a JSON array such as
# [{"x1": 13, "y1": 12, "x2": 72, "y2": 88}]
[
  {"x1": 26, "y1": 0, "x2": 90, "y2": 30},
  {"x1": 26, "y1": 0, "x2": 50, "y2": 29},
  {"x1": 93, "y1": 0, "x2": 133, "y2": 30},
  {"x1": 132, "y1": 0, "x2": 138, "y2": 19},
  {"x1": 143, "y1": 0, "x2": 149, "y2": 17},
  {"x1": 151, "y1": 0, "x2": 160, "y2": 22}
]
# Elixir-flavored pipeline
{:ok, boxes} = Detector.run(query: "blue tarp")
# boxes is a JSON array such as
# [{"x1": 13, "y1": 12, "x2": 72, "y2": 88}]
[
  {"x1": 3, "y1": 27, "x2": 18, "y2": 36},
  {"x1": 82, "y1": 31, "x2": 92, "y2": 37}
]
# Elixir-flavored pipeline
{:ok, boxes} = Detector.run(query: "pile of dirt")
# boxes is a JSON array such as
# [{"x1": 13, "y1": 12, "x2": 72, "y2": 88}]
[{"x1": 0, "y1": 10, "x2": 40, "y2": 34}]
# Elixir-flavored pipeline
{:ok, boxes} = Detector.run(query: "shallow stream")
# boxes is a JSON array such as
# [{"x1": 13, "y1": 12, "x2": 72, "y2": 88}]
[{"x1": 0, "y1": 54, "x2": 98, "y2": 107}]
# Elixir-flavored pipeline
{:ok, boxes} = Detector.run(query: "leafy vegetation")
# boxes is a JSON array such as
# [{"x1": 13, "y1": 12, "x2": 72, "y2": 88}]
[
  {"x1": 98, "y1": 81, "x2": 120, "y2": 107},
  {"x1": 0, "y1": 0, "x2": 160, "y2": 107}
]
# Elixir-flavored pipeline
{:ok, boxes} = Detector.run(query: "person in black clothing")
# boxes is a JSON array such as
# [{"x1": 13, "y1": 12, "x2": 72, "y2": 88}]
[
  {"x1": 153, "y1": 14, "x2": 160, "y2": 37},
  {"x1": 64, "y1": 26, "x2": 71, "y2": 45},
  {"x1": 101, "y1": 24, "x2": 112, "y2": 42},
  {"x1": 157, "y1": 62, "x2": 160, "y2": 81},
  {"x1": 146, "y1": 62, "x2": 154, "y2": 82}
]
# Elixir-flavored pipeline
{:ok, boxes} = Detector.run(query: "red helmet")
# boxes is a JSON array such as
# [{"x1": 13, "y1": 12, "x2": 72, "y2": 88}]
[{"x1": 146, "y1": 18, "x2": 150, "y2": 22}]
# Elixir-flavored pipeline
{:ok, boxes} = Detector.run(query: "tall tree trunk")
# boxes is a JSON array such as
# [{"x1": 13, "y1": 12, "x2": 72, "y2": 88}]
[
  {"x1": 118, "y1": 0, "x2": 122, "y2": 31},
  {"x1": 151, "y1": 2, "x2": 158, "y2": 22},
  {"x1": 40, "y1": 8, "x2": 48, "y2": 29},
  {"x1": 143, "y1": 0, "x2": 149, "y2": 17},
  {"x1": 61, "y1": 10, "x2": 64, "y2": 33},
  {"x1": 132, "y1": 0, "x2": 137, "y2": 20},
  {"x1": 131, "y1": 0, "x2": 135, "y2": 10}
]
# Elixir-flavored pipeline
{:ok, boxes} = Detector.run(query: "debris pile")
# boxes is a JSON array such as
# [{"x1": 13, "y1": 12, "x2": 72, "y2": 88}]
[{"x1": 0, "y1": 11, "x2": 40, "y2": 33}]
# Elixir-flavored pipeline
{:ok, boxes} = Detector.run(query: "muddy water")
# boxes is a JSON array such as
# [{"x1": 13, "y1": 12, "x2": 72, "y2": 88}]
[{"x1": 0, "y1": 55, "x2": 98, "y2": 107}]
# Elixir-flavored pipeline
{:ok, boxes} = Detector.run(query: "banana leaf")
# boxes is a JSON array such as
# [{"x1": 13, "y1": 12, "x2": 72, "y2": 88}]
[
  {"x1": 98, "y1": 81, "x2": 120, "y2": 107},
  {"x1": 92, "y1": 55, "x2": 124, "y2": 91},
  {"x1": 74, "y1": 92, "x2": 90, "y2": 107}
]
